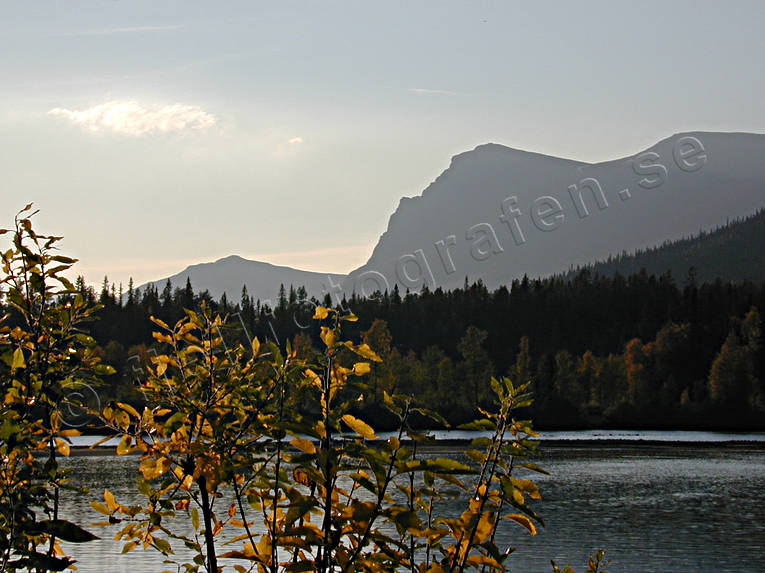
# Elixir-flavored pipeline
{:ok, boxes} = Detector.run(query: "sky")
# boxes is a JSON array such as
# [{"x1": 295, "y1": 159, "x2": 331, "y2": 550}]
[{"x1": 1, "y1": 0, "x2": 764, "y2": 288}]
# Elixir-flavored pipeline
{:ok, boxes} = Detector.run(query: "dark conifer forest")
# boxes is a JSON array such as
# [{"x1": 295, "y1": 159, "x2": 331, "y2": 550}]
[
  {"x1": 14, "y1": 264, "x2": 762, "y2": 431},
  {"x1": 565, "y1": 208, "x2": 765, "y2": 284}
]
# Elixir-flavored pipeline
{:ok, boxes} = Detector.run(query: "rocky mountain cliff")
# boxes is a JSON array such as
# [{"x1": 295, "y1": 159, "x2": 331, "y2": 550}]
[
  {"x1": 341, "y1": 132, "x2": 765, "y2": 298},
  {"x1": 143, "y1": 132, "x2": 765, "y2": 301}
]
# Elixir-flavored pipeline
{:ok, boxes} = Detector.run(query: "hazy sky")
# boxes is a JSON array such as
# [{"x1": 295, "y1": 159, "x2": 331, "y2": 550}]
[{"x1": 2, "y1": 1, "x2": 764, "y2": 287}]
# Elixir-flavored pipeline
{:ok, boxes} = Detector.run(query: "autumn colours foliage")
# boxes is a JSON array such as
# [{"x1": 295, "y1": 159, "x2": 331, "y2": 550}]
[{"x1": 1, "y1": 209, "x2": 613, "y2": 572}]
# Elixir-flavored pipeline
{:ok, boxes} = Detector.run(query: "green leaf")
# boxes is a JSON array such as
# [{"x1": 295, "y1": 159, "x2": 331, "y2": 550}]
[
  {"x1": 136, "y1": 477, "x2": 153, "y2": 497},
  {"x1": 95, "y1": 364, "x2": 116, "y2": 376},
  {"x1": 520, "y1": 462, "x2": 550, "y2": 475},
  {"x1": 51, "y1": 255, "x2": 77, "y2": 264},
  {"x1": 11, "y1": 348, "x2": 25, "y2": 370},
  {"x1": 424, "y1": 457, "x2": 473, "y2": 474},
  {"x1": 152, "y1": 537, "x2": 173, "y2": 554},
  {"x1": 464, "y1": 449, "x2": 486, "y2": 463},
  {"x1": 460, "y1": 419, "x2": 496, "y2": 431}
]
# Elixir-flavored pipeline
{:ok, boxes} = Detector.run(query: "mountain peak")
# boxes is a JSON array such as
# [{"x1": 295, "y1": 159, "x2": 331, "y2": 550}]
[
  {"x1": 449, "y1": 142, "x2": 589, "y2": 168},
  {"x1": 346, "y1": 131, "x2": 765, "y2": 295},
  {"x1": 143, "y1": 132, "x2": 765, "y2": 303},
  {"x1": 216, "y1": 254, "x2": 247, "y2": 263}
]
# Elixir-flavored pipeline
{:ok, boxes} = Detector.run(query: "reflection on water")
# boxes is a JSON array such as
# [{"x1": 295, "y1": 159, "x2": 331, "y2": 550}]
[{"x1": 59, "y1": 444, "x2": 765, "y2": 573}]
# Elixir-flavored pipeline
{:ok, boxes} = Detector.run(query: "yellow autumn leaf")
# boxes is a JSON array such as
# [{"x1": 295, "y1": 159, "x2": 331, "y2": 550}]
[
  {"x1": 320, "y1": 326, "x2": 337, "y2": 348},
  {"x1": 466, "y1": 554, "x2": 503, "y2": 568},
  {"x1": 180, "y1": 474, "x2": 193, "y2": 491},
  {"x1": 255, "y1": 534, "x2": 272, "y2": 560},
  {"x1": 89, "y1": 501, "x2": 110, "y2": 515},
  {"x1": 511, "y1": 477, "x2": 542, "y2": 500},
  {"x1": 505, "y1": 513, "x2": 537, "y2": 535},
  {"x1": 59, "y1": 428, "x2": 81, "y2": 437},
  {"x1": 345, "y1": 342, "x2": 382, "y2": 362},
  {"x1": 341, "y1": 414, "x2": 376, "y2": 440},
  {"x1": 104, "y1": 489, "x2": 119, "y2": 511},
  {"x1": 140, "y1": 458, "x2": 160, "y2": 480},
  {"x1": 312, "y1": 306, "x2": 330, "y2": 319},
  {"x1": 291, "y1": 437, "x2": 316, "y2": 454},
  {"x1": 117, "y1": 402, "x2": 140, "y2": 419},
  {"x1": 121, "y1": 541, "x2": 138, "y2": 554},
  {"x1": 352, "y1": 362, "x2": 371, "y2": 376},
  {"x1": 152, "y1": 332, "x2": 173, "y2": 344},
  {"x1": 116, "y1": 435, "x2": 131, "y2": 456},
  {"x1": 55, "y1": 438, "x2": 70, "y2": 457},
  {"x1": 473, "y1": 511, "x2": 495, "y2": 543}
]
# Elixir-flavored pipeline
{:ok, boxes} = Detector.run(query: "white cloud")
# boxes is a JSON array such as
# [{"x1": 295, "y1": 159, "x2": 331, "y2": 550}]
[
  {"x1": 48, "y1": 100, "x2": 216, "y2": 136},
  {"x1": 288, "y1": 136, "x2": 303, "y2": 144}
]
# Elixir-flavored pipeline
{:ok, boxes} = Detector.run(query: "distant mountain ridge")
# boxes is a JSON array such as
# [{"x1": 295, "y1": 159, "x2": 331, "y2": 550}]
[
  {"x1": 141, "y1": 131, "x2": 765, "y2": 300},
  {"x1": 342, "y1": 131, "x2": 765, "y2": 298},
  {"x1": 563, "y1": 208, "x2": 765, "y2": 284},
  {"x1": 139, "y1": 255, "x2": 344, "y2": 302}
]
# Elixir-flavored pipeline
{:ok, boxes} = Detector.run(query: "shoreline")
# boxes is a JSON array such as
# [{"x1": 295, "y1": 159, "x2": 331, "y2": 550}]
[{"x1": 68, "y1": 437, "x2": 765, "y2": 456}]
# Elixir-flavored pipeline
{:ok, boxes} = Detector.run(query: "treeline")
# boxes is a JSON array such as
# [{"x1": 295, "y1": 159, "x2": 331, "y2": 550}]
[
  {"x1": 564, "y1": 207, "x2": 765, "y2": 284},
  {"x1": 29, "y1": 269, "x2": 765, "y2": 430}
]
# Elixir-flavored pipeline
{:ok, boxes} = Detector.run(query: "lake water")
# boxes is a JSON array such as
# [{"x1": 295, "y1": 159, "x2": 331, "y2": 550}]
[{"x1": 57, "y1": 435, "x2": 765, "y2": 572}]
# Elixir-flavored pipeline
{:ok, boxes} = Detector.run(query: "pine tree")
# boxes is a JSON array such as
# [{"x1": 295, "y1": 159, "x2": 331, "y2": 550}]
[
  {"x1": 278, "y1": 283, "x2": 288, "y2": 312},
  {"x1": 127, "y1": 277, "x2": 135, "y2": 306},
  {"x1": 161, "y1": 279, "x2": 173, "y2": 311},
  {"x1": 183, "y1": 277, "x2": 194, "y2": 309}
]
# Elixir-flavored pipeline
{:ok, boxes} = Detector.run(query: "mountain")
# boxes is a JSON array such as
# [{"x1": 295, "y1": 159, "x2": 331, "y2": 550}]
[
  {"x1": 143, "y1": 132, "x2": 765, "y2": 301},
  {"x1": 564, "y1": 208, "x2": 765, "y2": 284},
  {"x1": 341, "y1": 131, "x2": 765, "y2": 298},
  {"x1": 139, "y1": 255, "x2": 344, "y2": 303}
]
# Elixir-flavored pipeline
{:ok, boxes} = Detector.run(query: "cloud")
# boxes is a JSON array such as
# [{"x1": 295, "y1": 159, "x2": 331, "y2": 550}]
[
  {"x1": 288, "y1": 136, "x2": 303, "y2": 144},
  {"x1": 48, "y1": 100, "x2": 216, "y2": 135},
  {"x1": 408, "y1": 87, "x2": 460, "y2": 95}
]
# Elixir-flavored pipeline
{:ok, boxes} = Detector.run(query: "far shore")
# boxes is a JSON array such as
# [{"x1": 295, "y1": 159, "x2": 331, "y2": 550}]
[{"x1": 67, "y1": 436, "x2": 765, "y2": 456}]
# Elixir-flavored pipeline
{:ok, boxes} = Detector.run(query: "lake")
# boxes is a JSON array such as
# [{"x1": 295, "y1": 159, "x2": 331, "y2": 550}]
[{"x1": 57, "y1": 433, "x2": 765, "y2": 572}]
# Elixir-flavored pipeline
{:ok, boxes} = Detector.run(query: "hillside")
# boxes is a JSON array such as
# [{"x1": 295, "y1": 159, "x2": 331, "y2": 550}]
[
  {"x1": 138, "y1": 255, "x2": 344, "y2": 303},
  {"x1": 141, "y1": 132, "x2": 765, "y2": 300},
  {"x1": 343, "y1": 131, "x2": 765, "y2": 297},
  {"x1": 566, "y1": 208, "x2": 765, "y2": 283}
]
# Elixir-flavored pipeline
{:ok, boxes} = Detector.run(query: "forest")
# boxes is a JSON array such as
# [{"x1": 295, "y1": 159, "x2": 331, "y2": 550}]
[
  {"x1": 38, "y1": 265, "x2": 765, "y2": 431},
  {"x1": 565, "y1": 207, "x2": 765, "y2": 284}
]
